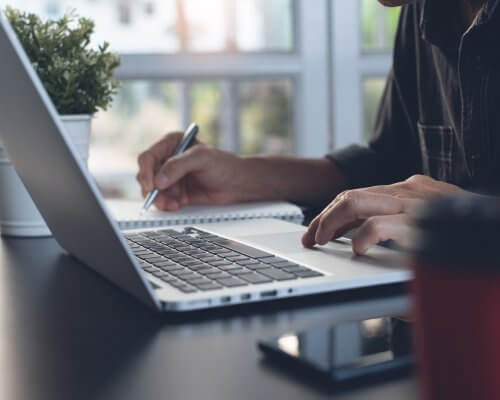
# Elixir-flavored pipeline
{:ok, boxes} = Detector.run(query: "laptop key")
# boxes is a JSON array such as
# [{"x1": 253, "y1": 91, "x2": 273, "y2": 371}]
[
  {"x1": 160, "y1": 275, "x2": 178, "y2": 283},
  {"x1": 178, "y1": 272, "x2": 200, "y2": 281},
  {"x1": 226, "y1": 255, "x2": 250, "y2": 262},
  {"x1": 176, "y1": 285, "x2": 198, "y2": 294},
  {"x1": 190, "y1": 278, "x2": 213, "y2": 286},
  {"x1": 245, "y1": 263, "x2": 269, "y2": 270},
  {"x1": 160, "y1": 264, "x2": 185, "y2": 272},
  {"x1": 169, "y1": 268, "x2": 193, "y2": 277},
  {"x1": 216, "y1": 277, "x2": 247, "y2": 287},
  {"x1": 154, "y1": 261, "x2": 177, "y2": 267},
  {"x1": 189, "y1": 263, "x2": 212, "y2": 271},
  {"x1": 271, "y1": 261, "x2": 300, "y2": 269},
  {"x1": 220, "y1": 251, "x2": 241, "y2": 258},
  {"x1": 178, "y1": 259, "x2": 202, "y2": 267},
  {"x1": 236, "y1": 259, "x2": 259, "y2": 266},
  {"x1": 197, "y1": 282, "x2": 223, "y2": 291},
  {"x1": 197, "y1": 267, "x2": 221, "y2": 276},
  {"x1": 182, "y1": 274, "x2": 205, "y2": 282},
  {"x1": 259, "y1": 256, "x2": 288, "y2": 265},
  {"x1": 228, "y1": 268, "x2": 250, "y2": 275},
  {"x1": 294, "y1": 270, "x2": 324, "y2": 278},
  {"x1": 198, "y1": 256, "x2": 222, "y2": 263},
  {"x1": 169, "y1": 280, "x2": 189, "y2": 288},
  {"x1": 218, "y1": 264, "x2": 243, "y2": 271},
  {"x1": 205, "y1": 272, "x2": 231, "y2": 280},
  {"x1": 239, "y1": 273, "x2": 272, "y2": 284},
  {"x1": 282, "y1": 266, "x2": 310, "y2": 273},
  {"x1": 141, "y1": 255, "x2": 164, "y2": 261},
  {"x1": 259, "y1": 268, "x2": 296, "y2": 281},
  {"x1": 209, "y1": 239, "x2": 272, "y2": 259},
  {"x1": 208, "y1": 260, "x2": 232, "y2": 267}
]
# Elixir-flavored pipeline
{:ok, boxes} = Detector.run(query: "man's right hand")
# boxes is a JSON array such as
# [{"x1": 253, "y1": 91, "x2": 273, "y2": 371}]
[{"x1": 137, "y1": 132, "x2": 251, "y2": 211}]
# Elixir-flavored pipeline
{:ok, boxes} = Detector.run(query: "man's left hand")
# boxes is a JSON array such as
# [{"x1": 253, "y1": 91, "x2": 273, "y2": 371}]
[{"x1": 301, "y1": 175, "x2": 465, "y2": 254}]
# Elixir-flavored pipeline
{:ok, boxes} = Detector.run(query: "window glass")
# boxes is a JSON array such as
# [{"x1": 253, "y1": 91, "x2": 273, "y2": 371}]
[
  {"x1": 91, "y1": 79, "x2": 295, "y2": 198},
  {"x1": 7, "y1": 0, "x2": 294, "y2": 53},
  {"x1": 362, "y1": 77, "x2": 386, "y2": 142},
  {"x1": 90, "y1": 80, "x2": 182, "y2": 199},
  {"x1": 189, "y1": 81, "x2": 223, "y2": 147},
  {"x1": 239, "y1": 80, "x2": 294, "y2": 155},
  {"x1": 235, "y1": 0, "x2": 294, "y2": 52},
  {"x1": 361, "y1": 0, "x2": 400, "y2": 52}
]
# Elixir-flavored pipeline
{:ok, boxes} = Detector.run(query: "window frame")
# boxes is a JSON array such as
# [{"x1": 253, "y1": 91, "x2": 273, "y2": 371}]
[
  {"x1": 330, "y1": 0, "x2": 393, "y2": 149},
  {"x1": 113, "y1": 0, "x2": 332, "y2": 157}
]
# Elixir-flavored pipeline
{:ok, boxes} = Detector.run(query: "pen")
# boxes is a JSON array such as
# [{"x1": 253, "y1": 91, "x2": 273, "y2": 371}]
[{"x1": 142, "y1": 122, "x2": 199, "y2": 212}]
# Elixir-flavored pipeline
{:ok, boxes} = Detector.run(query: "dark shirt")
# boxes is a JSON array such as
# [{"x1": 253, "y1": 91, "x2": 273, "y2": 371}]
[{"x1": 328, "y1": 0, "x2": 500, "y2": 193}]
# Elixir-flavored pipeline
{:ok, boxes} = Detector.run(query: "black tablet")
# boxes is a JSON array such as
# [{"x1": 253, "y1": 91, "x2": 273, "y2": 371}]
[{"x1": 258, "y1": 317, "x2": 414, "y2": 386}]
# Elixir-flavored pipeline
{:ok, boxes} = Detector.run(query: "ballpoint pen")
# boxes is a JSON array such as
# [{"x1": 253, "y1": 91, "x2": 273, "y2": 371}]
[{"x1": 141, "y1": 122, "x2": 199, "y2": 212}]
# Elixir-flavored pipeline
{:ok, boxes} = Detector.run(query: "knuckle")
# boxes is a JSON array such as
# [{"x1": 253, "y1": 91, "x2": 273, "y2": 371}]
[
  {"x1": 339, "y1": 190, "x2": 360, "y2": 214},
  {"x1": 406, "y1": 174, "x2": 428, "y2": 185},
  {"x1": 191, "y1": 143, "x2": 206, "y2": 155},
  {"x1": 164, "y1": 131, "x2": 184, "y2": 140},
  {"x1": 137, "y1": 151, "x2": 152, "y2": 165},
  {"x1": 364, "y1": 216, "x2": 383, "y2": 235},
  {"x1": 316, "y1": 216, "x2": 329, "y2": 235}
]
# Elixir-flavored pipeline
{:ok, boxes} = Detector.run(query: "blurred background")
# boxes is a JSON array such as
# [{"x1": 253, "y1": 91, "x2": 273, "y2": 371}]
[{"x1": 6, "y1": 0, "x2": 400, "y2": 200}]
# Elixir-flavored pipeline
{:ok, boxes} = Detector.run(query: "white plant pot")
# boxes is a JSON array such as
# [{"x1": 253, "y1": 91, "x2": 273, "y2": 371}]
[{"x1": 0, "y1": 115, "x2": 91, "y2": 237}]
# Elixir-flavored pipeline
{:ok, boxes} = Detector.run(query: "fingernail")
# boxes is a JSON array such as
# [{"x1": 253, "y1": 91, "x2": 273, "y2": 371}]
[{"x1": 154, "y1": 173, "x2": 169, "y2": 189}]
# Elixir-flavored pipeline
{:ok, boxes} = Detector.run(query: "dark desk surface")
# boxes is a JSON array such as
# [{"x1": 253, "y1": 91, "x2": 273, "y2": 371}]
[{"x1": 0, "y1": 237, "x2": 417, "y2": 400}]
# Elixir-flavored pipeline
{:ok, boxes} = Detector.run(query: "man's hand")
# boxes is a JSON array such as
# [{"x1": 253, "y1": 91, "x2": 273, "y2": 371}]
[
  {"x1": 136, "y1": 132, "x2": 255, "y2": 211},
  {"x1": 302, "y1": 175, "x2": 465, "y2": 255}
]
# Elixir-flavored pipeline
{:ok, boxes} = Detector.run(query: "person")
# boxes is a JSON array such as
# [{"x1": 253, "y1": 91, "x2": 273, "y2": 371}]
[{"x1": 136, "y1": 0, "x2": 497, "y2": 255}]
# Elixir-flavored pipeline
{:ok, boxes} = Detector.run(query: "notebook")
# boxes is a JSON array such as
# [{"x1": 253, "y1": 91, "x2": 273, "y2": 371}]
[{"x1": 106, "y1": 199, "x2": 304, "y2": 230}]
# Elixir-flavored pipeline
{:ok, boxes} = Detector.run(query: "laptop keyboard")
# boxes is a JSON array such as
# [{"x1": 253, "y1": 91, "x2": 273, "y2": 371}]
[{"x1": 125, "y1": 227, "x2": 323, "y2": 294}]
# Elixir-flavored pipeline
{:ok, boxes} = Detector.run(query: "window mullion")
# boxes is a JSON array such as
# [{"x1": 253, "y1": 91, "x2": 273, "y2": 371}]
[
  {"x1": 179, "y1": 81, "x2": 192, "y2": 129},
  {"x1": 331, "y1": 0, "x2": 362, "y2": 148},
  {"x1": 219, "y1": 80, "x2": 240, "y2": 153},
  {"x1": 296, "y1": 0, "x2": 330, "y2": 157}
]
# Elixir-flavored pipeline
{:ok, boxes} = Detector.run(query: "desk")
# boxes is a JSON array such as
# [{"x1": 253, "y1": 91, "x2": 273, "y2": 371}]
[{"x1": 0, "y1": 237, "x2": 417, "y2": 400}]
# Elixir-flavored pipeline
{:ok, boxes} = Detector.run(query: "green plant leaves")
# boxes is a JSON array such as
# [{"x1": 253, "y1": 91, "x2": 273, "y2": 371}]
[{"x1": 6, "y1": 6, "x2": 121, "y2": 115}]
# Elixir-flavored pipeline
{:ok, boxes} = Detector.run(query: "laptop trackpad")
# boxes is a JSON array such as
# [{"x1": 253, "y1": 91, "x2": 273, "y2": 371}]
[
  {"x1": 240, "y1": 231, "x2": 406, "y2": 269},
  {"x1": 240, "y1": 231, "x2": 352, "y2": 255}
]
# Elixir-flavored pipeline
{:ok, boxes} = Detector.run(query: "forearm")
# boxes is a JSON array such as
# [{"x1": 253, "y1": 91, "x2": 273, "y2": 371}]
[{"x1": 240, "y1": 156, "x2": 347, "y2": 207}]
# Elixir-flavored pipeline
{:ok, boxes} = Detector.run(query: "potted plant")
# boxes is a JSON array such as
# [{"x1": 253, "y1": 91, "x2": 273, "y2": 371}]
[{"x1": 0, "y1": 7, "x2": 120, "y2": 236}]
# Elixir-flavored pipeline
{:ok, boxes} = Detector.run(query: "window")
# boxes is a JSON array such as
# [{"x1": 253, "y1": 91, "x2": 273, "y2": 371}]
[
  {"x1": 330, "y1": 1, "x2": 399, "y2": 149},
  {"x1": 7, "y1": 1, "x2": 400, "y2": 199},
  {"x1": 360, "y1": 2, "x2": 400, "y2": 141},
  {"x1": 240, "y1": 79, "x2": 294, "y2": 155},
  {"x1": 361, "y1": 0, "x2": 400, "y2": 52}
]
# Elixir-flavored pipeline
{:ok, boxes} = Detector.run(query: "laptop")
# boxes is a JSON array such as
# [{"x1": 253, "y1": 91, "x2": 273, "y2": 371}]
[{"x1": 0, "y1": 12, "x2": 410, "y2": 312}]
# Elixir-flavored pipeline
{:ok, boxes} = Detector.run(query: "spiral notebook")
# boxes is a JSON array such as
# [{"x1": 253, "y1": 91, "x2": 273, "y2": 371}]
[{"x1": 106, "y1": 199, "x2": 304, "y2": 230}]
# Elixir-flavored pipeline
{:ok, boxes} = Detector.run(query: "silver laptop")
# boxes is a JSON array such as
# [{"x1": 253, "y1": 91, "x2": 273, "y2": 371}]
[{"x1": 0, "y1": 12, "x2": 410, "y2": 312}]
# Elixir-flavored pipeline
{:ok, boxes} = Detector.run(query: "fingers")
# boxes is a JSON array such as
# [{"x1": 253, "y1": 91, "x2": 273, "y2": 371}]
[
  {"x1": 137, "y1": 151, "x2": 157, "y2": 195},
  {"x1": 352, "y1": 214, "x2": 410, "y2": 255},
  {"x1": 136, "y1": 132, "x2": 186, "y2": 195},
  {"x1": 154, "y1": 144, "x2": 210, "y2": 190},
  {"x1": 302, "y1": 191, "x2": 408, "y2": 247},
  {"x1": 153, "y1": 181, "x2": 190, "y2": 211},
  {"x1": 154, "y1": 186, "x2": 182, "y2": 211},
  {"x1": 301, "y1": 193, "x2": 355, "y2": 247}
]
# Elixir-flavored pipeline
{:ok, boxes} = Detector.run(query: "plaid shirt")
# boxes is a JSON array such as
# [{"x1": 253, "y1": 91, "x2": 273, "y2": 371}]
[{"x1": 328, "y1": 0, "x2": 500, "y2": 193}]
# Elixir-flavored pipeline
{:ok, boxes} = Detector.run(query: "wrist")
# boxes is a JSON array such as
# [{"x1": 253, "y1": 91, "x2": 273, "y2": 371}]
[{"x1": 238, "y1": 156, "x2": 346, "y2": 206}]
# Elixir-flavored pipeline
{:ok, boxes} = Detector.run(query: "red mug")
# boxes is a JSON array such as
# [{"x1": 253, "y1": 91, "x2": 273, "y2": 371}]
[{"x1": 411, "y1": 196, "x2": 500, "y2": 400}]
